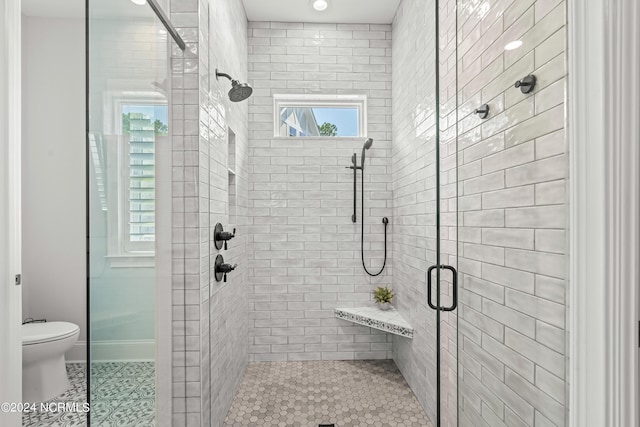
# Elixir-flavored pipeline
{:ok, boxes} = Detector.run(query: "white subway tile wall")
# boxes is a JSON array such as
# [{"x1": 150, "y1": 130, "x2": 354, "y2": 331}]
[
  {"x1": 454, "y1": 0, "x2": 567, "y2": 425},
  {"x1": 170, "y1": 0, "x2": 250, "y2": 426},
  {"x1": 247, "y1": 22, "x2": 395, "y2": 362},
  {"x1": 393, "y1": 0, "x2": 568, "y2": 425},
  {"x1": 201, "y1": 1, "x2": 251, "y2": 426},
  {"x1": 168, "y1": 0, "x2": 194, "y2": 424},
  {"x1": 391, "y1": 1, "x2": 440, "y2": 424},
  {"x1": 455, "y1": 0, "x2": 568, "y2": 424}
]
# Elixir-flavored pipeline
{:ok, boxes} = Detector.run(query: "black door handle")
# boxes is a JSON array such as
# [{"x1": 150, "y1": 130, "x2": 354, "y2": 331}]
[
  {"x1": 427, "y1": 265, "x2": 438, "y2": 311},
  {"x1": 427, "y1": 265, "x2": 458, "y2": 312}
]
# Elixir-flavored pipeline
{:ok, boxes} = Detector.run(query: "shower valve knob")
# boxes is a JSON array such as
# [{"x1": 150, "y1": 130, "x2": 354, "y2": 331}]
[
  {"x1": 214, "y1": 254, "x2": 237, "y2": 282},
  {"x1": 220, "y1": 264, "x2": 237, "y2": 283},
  {"x1": 214, "y1": 223, "x2": 236, "y2": 250},
  {"x1": 217, "y1": 228, "x2": 236, "y2": 241},
  {"x1": 219, "y1": 228, "x2": 236, "y2": 250},
  {"x1": 217, "y1": 263, "x2": 237, "y2": 274}
]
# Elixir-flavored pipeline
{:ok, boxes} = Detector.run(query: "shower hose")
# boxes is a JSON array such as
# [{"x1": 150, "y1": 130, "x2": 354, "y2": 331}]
[{"x1": 360, "y1": 171, "x2": 388, "y2": 276}]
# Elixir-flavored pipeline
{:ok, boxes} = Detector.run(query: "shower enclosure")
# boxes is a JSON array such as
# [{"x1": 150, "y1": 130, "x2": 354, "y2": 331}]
[
  {"x1": 84, "y1": 0, "x2": 568, "y2": 425},
  {"x1": 87, "y1": 0, "x2": 185, "y2": 424}
]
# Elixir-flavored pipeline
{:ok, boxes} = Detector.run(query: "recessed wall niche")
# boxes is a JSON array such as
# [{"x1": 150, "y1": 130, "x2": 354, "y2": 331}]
[{"x1": 228, "y1": 127, "x2": 236, "y2": 225}]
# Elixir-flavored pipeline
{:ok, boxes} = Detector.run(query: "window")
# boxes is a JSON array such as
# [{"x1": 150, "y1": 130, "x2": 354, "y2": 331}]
[
  {"x1": 100, "y1": 91, "x2": 169, "y2": 266},
  {"x1": 121, "y1": 105, "x2": 167, "y2": 253},
  {"x1": 273, "y1": 94, "x2": 366, "y2": 137}
]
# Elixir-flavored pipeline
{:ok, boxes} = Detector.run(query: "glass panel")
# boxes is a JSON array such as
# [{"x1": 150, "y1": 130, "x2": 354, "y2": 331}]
[
  {"x1": 453, "y1": 0, "x2": 569, "y2": 423},
  {"x1": 88, "y1": 0, "x2": 176, "y2": 423}
]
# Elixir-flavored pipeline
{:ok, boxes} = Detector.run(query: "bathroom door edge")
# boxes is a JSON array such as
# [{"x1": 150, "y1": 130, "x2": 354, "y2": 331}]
[{"x1": 0, "y1": 0, "x2": 23, "y2": 424}]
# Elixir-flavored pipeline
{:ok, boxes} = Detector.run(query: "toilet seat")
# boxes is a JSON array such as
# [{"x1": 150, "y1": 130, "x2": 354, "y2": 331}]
[{"x1": 22, "y1": 321, "x2": 80, "y2": 345}]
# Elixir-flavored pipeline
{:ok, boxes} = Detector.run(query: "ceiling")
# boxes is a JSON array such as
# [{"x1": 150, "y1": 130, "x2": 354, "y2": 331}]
[
  {"x1": 241, "y1": 0, "x2": 402, "y2": 24},
  {"x1": 21, "y1": 0, "x2": 401, "y2": 24}
]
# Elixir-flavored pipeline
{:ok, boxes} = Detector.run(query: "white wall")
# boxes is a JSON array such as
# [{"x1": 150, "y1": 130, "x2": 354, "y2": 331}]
[
  {"x1": 452, "y1": 1, "x2": 568, "y2": 425},
  {"x1": 199, "y1": 0, "x2": 251, "y2": 425},
  {"x1": 21, "y1": 15, "x2": 86, "y2": 360},
  {"x1": 247, "y1": 22, "x2": 394, "y2": 362},
  {"x1": 165, "y1": 0, "x2": 251, "y2": 424}
]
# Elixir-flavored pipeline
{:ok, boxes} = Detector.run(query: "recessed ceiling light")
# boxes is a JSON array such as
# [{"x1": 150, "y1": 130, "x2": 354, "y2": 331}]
[
  {"x1": 312, "y1": 0, "x2": 329, "y2": 12},
  {"x1": 131, "y1": 0, "x2": 147, "y2": 5},
  {"x1": 505, "y1": 40, "x2": 523, "y2": 51}
]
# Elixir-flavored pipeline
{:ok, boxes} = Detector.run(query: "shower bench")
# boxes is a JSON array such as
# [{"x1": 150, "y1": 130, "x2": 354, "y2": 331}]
[{"x1": 334, "y1": 307, "x2": 413, "y2": 339}]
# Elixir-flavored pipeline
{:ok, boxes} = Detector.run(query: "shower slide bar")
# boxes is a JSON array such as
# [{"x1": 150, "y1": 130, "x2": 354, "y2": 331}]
[
  {"x1": 346, "y1": 153, "x2": 360, "y2": 223},
  {"x1": 147, "y1": 0, "x2": 186, "y2": 51}
]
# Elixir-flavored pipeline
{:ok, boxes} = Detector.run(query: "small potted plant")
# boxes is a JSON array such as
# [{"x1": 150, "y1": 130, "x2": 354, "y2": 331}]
[{"x1": 373, "y1": 286, "x2": 394, "y2": 310}]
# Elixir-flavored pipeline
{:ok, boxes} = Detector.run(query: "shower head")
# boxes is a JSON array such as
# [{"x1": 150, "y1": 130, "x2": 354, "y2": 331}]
[
  {"x1": 215, "y1": 69, "x2": 253, "y2": 102},
  {"x1": 228, "y1": 81, "x2": 253, "y2": 102},
  {"x1": 361, "y1": 138, "x2": 373, "y2": 170}
]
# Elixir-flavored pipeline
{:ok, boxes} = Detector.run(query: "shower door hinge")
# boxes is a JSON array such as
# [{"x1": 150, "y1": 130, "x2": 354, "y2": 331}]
[{"x1": 15, "y1": 274, "x2": 21, "y2": 286}]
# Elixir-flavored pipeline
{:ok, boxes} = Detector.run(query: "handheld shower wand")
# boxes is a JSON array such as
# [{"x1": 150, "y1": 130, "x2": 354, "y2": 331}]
[
  {"x1": 346, "y1": 138, "x2": 389, "y2": 276},
  {"x1": 361, "y1": 138, "x2": 373, "y2": 171}
]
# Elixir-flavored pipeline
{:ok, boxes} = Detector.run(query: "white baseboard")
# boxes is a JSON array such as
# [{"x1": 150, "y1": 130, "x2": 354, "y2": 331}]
[{"x1": 66, "y1": 339, "x2": 155, "y2": 363}]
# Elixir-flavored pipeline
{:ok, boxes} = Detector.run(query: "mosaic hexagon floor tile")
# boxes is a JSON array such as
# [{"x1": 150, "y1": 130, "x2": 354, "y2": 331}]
[{"x1": 223, "y1": 360, "x2": 434, "y2": 427}]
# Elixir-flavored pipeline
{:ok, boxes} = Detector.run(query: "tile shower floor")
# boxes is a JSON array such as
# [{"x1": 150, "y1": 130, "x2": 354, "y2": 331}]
[
  {"x1": 224, "y1": 360, "x2": 433, "y2": 427},
  {"x1": 22, "y1": 362, "x2": 155, "y2": 427}
]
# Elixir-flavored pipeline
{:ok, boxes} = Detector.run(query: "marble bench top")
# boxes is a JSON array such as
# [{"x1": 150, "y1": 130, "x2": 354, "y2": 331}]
[{"x1": 334, "y1": 306, "x2": 414, "y2": 339}]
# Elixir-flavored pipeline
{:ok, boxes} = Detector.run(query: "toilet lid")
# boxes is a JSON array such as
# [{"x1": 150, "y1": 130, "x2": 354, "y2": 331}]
[{"x1": 22, "y1": 321, "x2": 80, "y2": 345}]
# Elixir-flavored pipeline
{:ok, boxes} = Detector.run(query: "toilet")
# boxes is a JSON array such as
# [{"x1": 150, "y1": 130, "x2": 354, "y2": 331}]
[{"x1": 22, "y1": 321, "x2": 80, "y2": 402}]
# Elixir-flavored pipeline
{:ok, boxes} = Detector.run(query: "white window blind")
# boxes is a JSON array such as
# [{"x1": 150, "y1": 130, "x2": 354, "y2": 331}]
[
  {"x1": 119, "y1": 104, "x2": 168, "y2": 254},
  {"x1": 127, "y1": 112, "x2": 156, "y2": 248}
]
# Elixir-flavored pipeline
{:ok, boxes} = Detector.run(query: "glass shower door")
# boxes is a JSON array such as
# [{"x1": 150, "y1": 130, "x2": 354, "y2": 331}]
[{"x1": 446, "y1": 0, "x2": 570, "y2": 425}]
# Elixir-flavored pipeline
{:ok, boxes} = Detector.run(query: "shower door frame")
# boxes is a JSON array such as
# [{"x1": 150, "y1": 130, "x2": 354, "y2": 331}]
[{"x1": 432, "y1": 0, "x2": 460, "y2": 425}]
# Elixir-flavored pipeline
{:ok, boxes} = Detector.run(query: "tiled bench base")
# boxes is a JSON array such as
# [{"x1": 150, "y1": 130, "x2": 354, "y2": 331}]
[{"x1": 334, "y1": 306, "x2": 414, "y2": 339}]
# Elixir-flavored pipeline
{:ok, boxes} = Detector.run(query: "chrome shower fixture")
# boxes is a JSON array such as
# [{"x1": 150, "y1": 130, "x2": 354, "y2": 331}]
[{"x1": 215, "y1": 69, "x2": 253, "y2": 102}]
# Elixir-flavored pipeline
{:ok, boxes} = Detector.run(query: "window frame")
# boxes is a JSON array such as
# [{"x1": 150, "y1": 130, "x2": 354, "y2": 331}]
[
  {"x1": 273, "y1": 94, "x2": 367, "y2": 138},
  {"x1": 103, "y1": 91, "x2": 166, "y2": 266}
]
